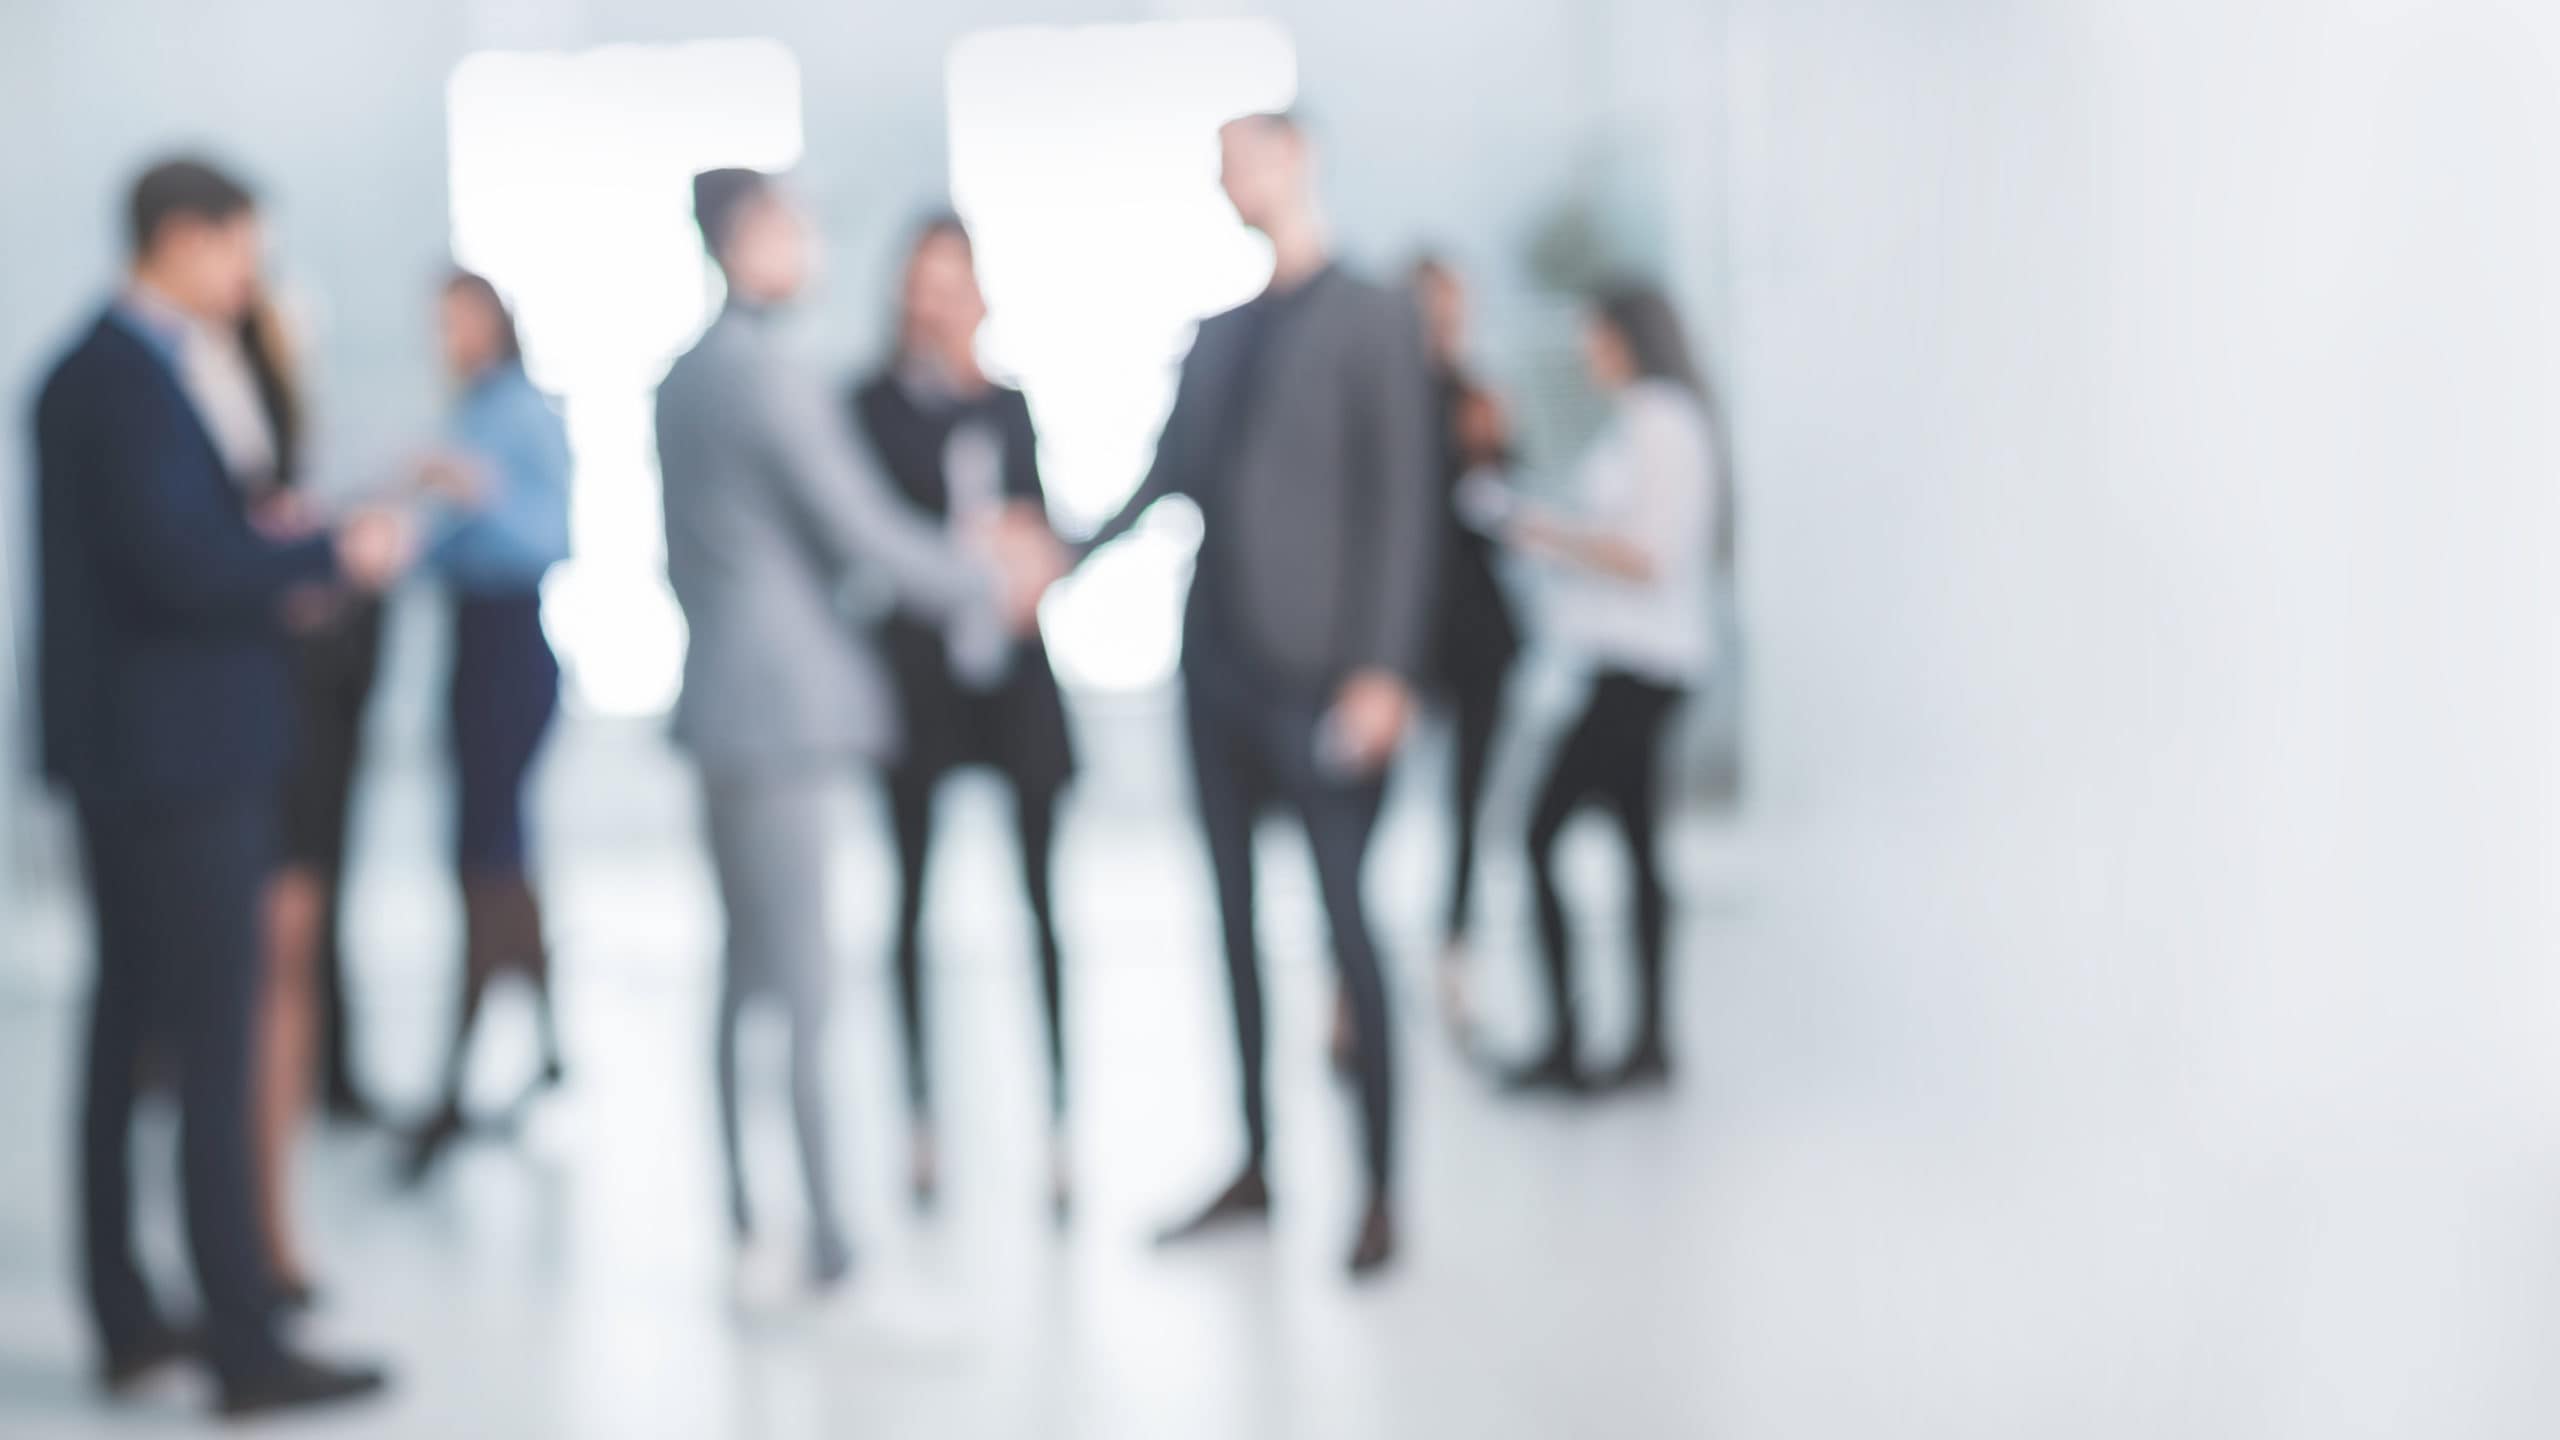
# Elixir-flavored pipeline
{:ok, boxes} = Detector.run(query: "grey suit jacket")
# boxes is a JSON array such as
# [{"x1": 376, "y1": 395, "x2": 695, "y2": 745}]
[
  {"x1": 655, "y1": 304, "x2": 991, "y2": 768},
  {"x1": 1085, "y1": 265, "x2": 1440, "y2": 690}
]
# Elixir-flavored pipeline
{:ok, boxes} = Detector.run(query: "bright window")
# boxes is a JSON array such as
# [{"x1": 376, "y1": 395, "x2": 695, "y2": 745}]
[
  {"x1": 945, "y1": 20, "x2": 1298, "y2": 692},
  {"x1": 445, "y1": 37, "x2": 804, "y2": 716}
]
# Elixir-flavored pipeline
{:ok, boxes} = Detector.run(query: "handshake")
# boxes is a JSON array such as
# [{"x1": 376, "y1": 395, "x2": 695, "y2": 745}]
[{"x1": 970, "y1": 501, "x2": 1071, "y2": 636}]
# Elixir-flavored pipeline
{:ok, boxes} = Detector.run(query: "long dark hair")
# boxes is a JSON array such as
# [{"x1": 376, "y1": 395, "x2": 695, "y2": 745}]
[
  {"x1": 237, "y1": 295, "x2": 301, "y2": 489},
  {"x1": 444, "y1": 268, "x2": 524, "y2": 367},
  {"x1": 1593, "y1": 282, "x2": 1735, "y2": 573},
  {"x1": 891, "y1": 209, "x2": 975, "y2": 361}
]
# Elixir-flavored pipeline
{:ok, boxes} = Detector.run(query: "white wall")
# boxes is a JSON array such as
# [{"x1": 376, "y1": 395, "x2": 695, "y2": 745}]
[{"x1": 1695, "y1": 1, "x2": 2560, "y2": 1431}]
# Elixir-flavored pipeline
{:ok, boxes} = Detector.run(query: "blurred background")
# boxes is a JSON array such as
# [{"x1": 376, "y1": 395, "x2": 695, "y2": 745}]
[{"x1": 4, "y1": 1, "x2": 2559, "y2": 1436}]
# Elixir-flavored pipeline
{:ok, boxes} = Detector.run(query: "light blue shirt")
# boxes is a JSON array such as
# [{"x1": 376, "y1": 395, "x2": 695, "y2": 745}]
[{"x1": 432, "y1": 361, "x2": 571, "y2": 594}]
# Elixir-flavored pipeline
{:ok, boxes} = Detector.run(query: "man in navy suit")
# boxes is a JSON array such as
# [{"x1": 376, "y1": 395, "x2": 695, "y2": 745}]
[{"x1": 35, "y1": 157, "x2": 408, "y2": 1418}]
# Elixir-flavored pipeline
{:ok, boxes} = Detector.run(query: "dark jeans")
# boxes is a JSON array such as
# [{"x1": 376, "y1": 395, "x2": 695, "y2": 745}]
[
  {"x1": 1524, "y1": 671, "x2": 1687, "y2": 1059},
  {"x1": 77, "y1": 788, "x2": 286, "y2": 1378},
  {"x1": 886, "y1": 769, "x2": 1067, "y2": 1120},
  {"x1": 1182, "y1": 637, "x2": 1395, "y2": 1195}
]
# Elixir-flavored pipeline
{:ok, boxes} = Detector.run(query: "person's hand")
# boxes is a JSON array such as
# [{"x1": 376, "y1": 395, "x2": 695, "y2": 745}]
[
  {"x1": 250, "y1": 487, "x2": 322, "y2": 542},
  {"x1": 1326, "y1": 668, "x2": 1416, "y2": 775},
  {"x1": 334, "y1": 506, "x2": 418, "y2": 594},
  {"x1": 414, "y1": 450, "x2": 490, "y2": 508},
  {"x1": 976, "y1": 502, "x2": 1068, "y2": 635}
]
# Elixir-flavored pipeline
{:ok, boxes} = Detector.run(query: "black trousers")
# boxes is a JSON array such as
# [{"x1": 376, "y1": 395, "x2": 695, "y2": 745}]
[
  {"x1": 77, "y1": 788, "x2": 284, "y2": 1378},
  {"x1": 1182, "y1": 642, "x2": 1395, "y2": 1195},
  {"x1": 886, "y1": 768, "x2": 1066, "y2": 1121},
  {"x1": 1442, "y1": 664, "x2": 1510, "y2": 944},
  {"x1": 1524, "y1": 671, "x2": 1687, "y2": 1059}
]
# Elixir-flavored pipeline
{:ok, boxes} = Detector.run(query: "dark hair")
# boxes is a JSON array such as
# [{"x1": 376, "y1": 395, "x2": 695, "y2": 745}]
[
  {"x1": 691, "y1": 167, "x2": 774, "y2": 257},
  {"x1": 444, "y1": 269, "x2": 524, "y2": 366},
  {"x1": 1591, "y1": 283, "x2": 1705, "y2": 398},
  {"x1": 1592, "y1": 282, "x2": 1736, "y2": 571},
  {"x1": 237, "y1": 296, "x2": 301, "y2": 488},
  {"x1": 128, "y1": 157, "x2": 256, "y2": 258},
  {"x1": 889, "y1": 209, "x2": 978, "y2": 361},
  {"x1": 907, "y1": 209, "x2": 973, "y2": 261}
]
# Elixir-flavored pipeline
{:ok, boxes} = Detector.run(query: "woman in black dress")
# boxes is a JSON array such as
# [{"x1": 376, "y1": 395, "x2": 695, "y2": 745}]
[
  {"x1": 243, "y1": 294, "x2": 384, "y2": 1308},
  {"x1": 852, "y1": 213, "x2": 1077, "y2": 1217}
]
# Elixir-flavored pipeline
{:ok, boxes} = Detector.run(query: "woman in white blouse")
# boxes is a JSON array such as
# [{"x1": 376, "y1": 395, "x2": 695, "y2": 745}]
[{"x1": 1470, "y1": 285, "x2": 1723, "y2": 1094}]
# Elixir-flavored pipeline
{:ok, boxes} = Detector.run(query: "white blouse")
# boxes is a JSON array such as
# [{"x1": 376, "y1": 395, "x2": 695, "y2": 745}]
[{"x1": 1537, "y1": 379, "x2": 1721, "y2": 685}]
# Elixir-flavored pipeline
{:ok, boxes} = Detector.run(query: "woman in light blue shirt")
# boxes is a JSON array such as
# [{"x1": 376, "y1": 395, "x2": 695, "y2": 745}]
[{"x1": 404, "y1": 271, "x2": 572, "y2": 1182}]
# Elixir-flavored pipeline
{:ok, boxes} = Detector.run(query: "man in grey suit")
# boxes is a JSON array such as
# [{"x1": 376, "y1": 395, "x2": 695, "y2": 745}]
[
  {"x1": 1079, "y1": 112, "x2": 1440, "y2": 1277},
  {"x1": 654, "y1": 167, "x2": 1058, "y2": 1287}
]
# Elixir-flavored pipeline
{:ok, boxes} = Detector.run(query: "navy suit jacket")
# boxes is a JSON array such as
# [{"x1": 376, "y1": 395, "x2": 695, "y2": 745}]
[{"x1": 34, "y1": 309, "x2": 338, "y2": 805}]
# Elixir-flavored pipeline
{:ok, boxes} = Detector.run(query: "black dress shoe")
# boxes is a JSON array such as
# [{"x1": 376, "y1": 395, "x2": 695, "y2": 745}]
[
  {"x1": 1346, "y1": 1199, "x2": 1397, "y2": 1279},
  {"x1": 216, "y1": 1353, "x2": 389, "y2": 1419},
  {"x1": 1599, "y1": 1048, "x2": 1673, "y2": 1092},
  {"x1": 1500, "y1": 1049, "x2": 1588, "y2": 1095},
  {"x1": 99, "y1": 1325, "x2": 198, "y2": 1395},
  {"x1": 1155, "y1": 1166, "x2": 1271, "y2": 1246}
]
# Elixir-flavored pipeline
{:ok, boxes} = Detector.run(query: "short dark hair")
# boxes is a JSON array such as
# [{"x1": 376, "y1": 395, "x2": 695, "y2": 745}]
[
  {"x1": 691, "y1": 167, "x2": 773, "y2": 257},
  {"x1": 128, "y1": 157, "x2": 256, "y2": 258}
]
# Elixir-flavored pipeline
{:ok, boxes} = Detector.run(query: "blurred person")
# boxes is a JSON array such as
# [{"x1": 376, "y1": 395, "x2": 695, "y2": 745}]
[
  {"x1": 237, "y1": 290, "x2": 384, "y2": 1313},
  {"x1": 850, "y1": 213, "x2": 1078, "y2": 1219},
  {"x1": 34, "y1": 156, "x2": 401, "y2": 1417},
  {"x1": 1358, "y1": 255, "x2": 1522, "y2": 1057},
  {"x1": 654, "y1": 168, "x2": 1061, "y2": 1289},
  {"x1": 402, "y1": 271, "x2": 573, "y2": 1183},
  {"x1": 1465, "y1": 284, "x2": 1722, "y2": 1094},
  {"x1": 1074, "y1": 113, "x2": 1439, "y2": 1277}
]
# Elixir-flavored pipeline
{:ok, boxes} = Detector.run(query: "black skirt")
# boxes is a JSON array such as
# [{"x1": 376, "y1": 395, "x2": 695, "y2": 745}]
[{"x1": 881, "y1": 615, "x2": 1074, "y2": 793}]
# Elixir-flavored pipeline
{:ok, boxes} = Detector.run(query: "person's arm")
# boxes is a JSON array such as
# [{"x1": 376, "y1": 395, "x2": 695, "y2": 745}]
[
  {"x1": 1072, "y1": 340, "x2": 1205, "y2": 565},
  {"x1": 1347, "y1": 292, "x2": 1442, "y2": 682},
  {"x1": 1512, "y1": 395, "x2": 1710, "y2": 584},
  {"x1": 756, "y1": 350, "x2": 993, "y2": 619},
  {"x1": 93, "y1": 385, "x2": 339, "y2": 626},
  {"x1": 431, "y1": 389, "x2": 573, "y2": 579}
]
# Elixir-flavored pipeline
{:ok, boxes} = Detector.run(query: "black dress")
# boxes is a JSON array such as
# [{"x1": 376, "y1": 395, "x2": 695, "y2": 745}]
[
  {"x1": 850, "y1": 370, "x2": 1077, "y2": 1130},
  {"x1": 851, "y1": 375, "x2": 1075, "y2": 794}
]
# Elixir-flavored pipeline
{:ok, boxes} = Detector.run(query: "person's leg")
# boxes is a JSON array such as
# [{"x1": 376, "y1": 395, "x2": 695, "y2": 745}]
[
  {"x1": 1596, "y1": 680, "x2": 1683, "y2": 1083},
  {"x1": 1157, "y1": 675, "x2": 1276, "y2": 1241},
  {"x1": 149, "y1": 798, "x2": 289, "y2": 1380},
  {"x1": 1293, "y1": 767, "x2": 1399, "y2": 1274},
  {"x1": 255, "y1": 867, "x2": 325, "y2": 1293},
  {"x1": 1445, "y1": 670, "x2": 1505, "y2": 947},
  {"x1": 481, "y1": 597, "x2": 563, "y2": 1085},
  {"x1": 74, "y1": 806, "x2": 167, "y2": 1367},
  {"x1": 313, "y1": 606, "x2": 385, "y2": 1120},
  {"x1": 884, "y1": 769, "x2": 936, "y2": 1127},
  {"x1": 703, "y1": 768, "x2": 847, "y2": 1276},
  {"x1": 1011, "y1": 782, "x2": 1068, "y2": 1121},
  {"x1": 1513, "y1": 683, "x2": 1618, "y2": 1088}
]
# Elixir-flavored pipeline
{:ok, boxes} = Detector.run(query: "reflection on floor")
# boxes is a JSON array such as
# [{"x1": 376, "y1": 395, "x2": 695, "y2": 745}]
[{"x1": 0, "y1": 691, "x2": 1751, "y2": 1439}]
